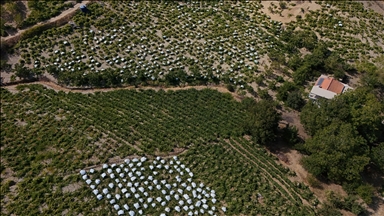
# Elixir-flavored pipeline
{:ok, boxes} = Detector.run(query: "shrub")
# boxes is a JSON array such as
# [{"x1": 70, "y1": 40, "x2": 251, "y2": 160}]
[
  {"x1": 258, "y1": 89, "x2": 272, "y2": 100},
  {"x1": 317, "y1": 203, "x2": 342, "y2": 216},
  {"x1": 306, "y1": 174, "x2": 322, "y2": 188},
  {"x1": 226, "y1": 84, "x2": 235, "y2": 92},
  {"x1": 0, "y1": 60, "x2": 11, "y2": 71},
  {"x1": 20, "y1": 24, "x2": 50, "y2": 41},
  {"x1": 357, "y1": 184, "x2": 374, "y2": 205}
]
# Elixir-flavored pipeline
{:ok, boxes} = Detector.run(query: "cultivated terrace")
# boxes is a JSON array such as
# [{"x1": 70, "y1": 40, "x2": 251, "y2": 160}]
[{"x1": 1, "y1": 1, "x2": 383, "y2": 216}]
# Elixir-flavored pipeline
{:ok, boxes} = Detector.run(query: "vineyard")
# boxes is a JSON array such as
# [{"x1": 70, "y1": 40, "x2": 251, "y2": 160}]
[
  {"x1": 1, "y1": 1, "x2": 383, "y2": 215},
  {"x1": 1, "y1": 84, "x2": 317, "y2": 215},
  {"x1": 6, "y1": 1, "x2": 383, "y2": 88}
]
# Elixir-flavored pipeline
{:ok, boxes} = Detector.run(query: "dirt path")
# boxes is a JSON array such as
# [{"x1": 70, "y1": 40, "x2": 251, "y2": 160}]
[
  {"x1": 280, "y1": 109, "x2": 309, "y2": 140},
  {"x1": 3, "y1": 80, "x2": 244, "y2": 101},
  {"x1": 1, "y1": 0, "x2": 90, "y2": 46}
]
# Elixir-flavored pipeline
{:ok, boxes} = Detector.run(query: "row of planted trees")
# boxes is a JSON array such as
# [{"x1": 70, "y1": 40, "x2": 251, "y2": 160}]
[{"x1": 12, "y1": 1, "x2": 284, "y2": 88}]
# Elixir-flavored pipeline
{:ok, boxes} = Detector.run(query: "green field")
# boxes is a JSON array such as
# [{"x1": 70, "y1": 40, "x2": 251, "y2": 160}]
[
  {"x1": 1, "y1": 84, "x2": 316, "y2": 215},
  {"x1": 1, "y1": 1, "x2": 383, "y2": 215}
]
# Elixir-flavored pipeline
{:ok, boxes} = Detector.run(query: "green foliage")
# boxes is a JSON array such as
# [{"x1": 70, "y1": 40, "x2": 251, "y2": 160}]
[
  {"x1": 290, "y1": 43, "x2": 353, "y2": 85},
  {"x1": 226, "y1": 84, "x2": 235, "y2": 92},
  {"x1": 276, "y1": 81, "x2": 304, "y2": 110},
  {"x1": 325, "y1": 191, "x2": 364, "y2": 214},
  {"x1": 281, "y1": 30, "x2": 318, "y2": 52},
  {"x1": 300, "y1": 88, "x2": 384, "y2": 144},
  {"x1": 324, "y1": 53, "x2": 350, "y2": 80},
  {"x1": 357, "y1": 184, "x2": 375, "y2": 205},
  {"x1": 317, "y1": 203, "x2": 342, "y2": 216},
  {"x1": 286, "y1": 90, "x2": 305, "y2": 110},
  {"x1": 19, "y1": 24, "x2": 50, "y2": 41},
  {"x1": 46, "y1": 65, "x2": 59, "y2": 77},
  {"x1": 371, "y1": 143, "x2": 384, "y2": 172},
  {"x1": 282, "y1": 125, "x2": 300, "y2": 146},
  {"x1": 0, "y1": 59, "x2": 11, "y2": 71},
  {"x1": 21, "y1": 1, "x2": 72, "y2": 28},
  {"x1": 0, "y1": 86, "x2": 316, "y2": 215},
  {"x1": 292, "y1": 64, "x2": 313, "y2": 85},
  {"x1": 243, "y1": 100, "x2": 281, "y2": 145},
  {"x1": 302, "y1": 122, "x2": 370, "y2": 183},
  {"x1": 276, "y1": 81, "x2": 297, "y2": 101},
  {"x1": 279, "y1": 2, "x2": 287, "y2": 10},
  {"x1": 0, "y1": 17, "x2": 8, "y2": 37},
  {"x1": 356, "y1": 58, "x2": 384, "y2": 91},
  {"x1": 13, "y1": 63, "x2": 35, "y2": 80},
  {"x1": 306, "y1": 174, "x2": 321, "y2": 188},
  {"x1": 287, "y1": 54, "x2": 303, "y2": 71}
]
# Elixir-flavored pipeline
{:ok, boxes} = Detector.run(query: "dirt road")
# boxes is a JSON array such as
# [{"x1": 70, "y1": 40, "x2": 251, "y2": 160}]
[
  {"x1": 3, "y1": 80, "x2": 244, "y2": 101},
  {"x1": 2, "y1": 1, "x2": 90, "y2": 46}
]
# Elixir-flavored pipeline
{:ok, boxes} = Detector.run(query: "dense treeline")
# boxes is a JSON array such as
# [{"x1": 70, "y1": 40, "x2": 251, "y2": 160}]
[{"x1": 299, "y1": 87, "x2": 384, "y2": 203}]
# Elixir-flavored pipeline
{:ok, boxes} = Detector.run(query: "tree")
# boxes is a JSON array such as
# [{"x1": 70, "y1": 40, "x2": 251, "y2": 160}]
[
  {"x1": 243, "y1": 100, "x2": 281, "y2": 145},
  {"x1": 14, "y1": 63, "x2": 35, "y2": 80},
  {"x1": 324, "y1": 53, "x2": 348, "y2": 80},
  {"x1": 356, "y1": 58, "x2": 384, "y2": 92},
  {"x1": 286, "y1": 90, "x2": 305, "y2": 110},
  {"x1": 276, "y1": 81, "x2": 297, "y2": 101},
  {"x1": 279, "y1": 2, "x2": 287, "y2": 10},
  {"x1": 302, "y1": 122, "x2": 370, "y2": 183},
  {"x1": 371, "y1": 143, "x2": 384, "y2": 172},
  {"x1": 293, "y1": 64, "x2": 312, "y2": 85},
  {"x1": 300, "y1": 87, "x2": 384, "y2": 143},
  {"x1": 317, "y1": 203, "x2": 342, "y2": 216},
  {"x1": 46, "y1": 65, "x2": 59, "y2": 77}
]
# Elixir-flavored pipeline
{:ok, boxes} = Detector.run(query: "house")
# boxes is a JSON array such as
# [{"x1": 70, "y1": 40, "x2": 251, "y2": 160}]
[{"x1": 309, "y1": 75, "x2": 353, "y2": 100}]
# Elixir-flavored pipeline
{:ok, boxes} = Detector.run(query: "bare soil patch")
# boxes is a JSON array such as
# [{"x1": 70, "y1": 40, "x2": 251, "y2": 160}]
[
  {"x1": 280, "y1": 109, "x2": 308, "y2": 140},
  {"x1": 14, "y1": 118, "x2": 27, "y2": 127},
  {"x1": 62, "y1": 182, "x2": 82, "y2": 193},
  {"x1": 359, "y1": 1, "x2": 384, "y2": 15},
  {"x1": 260, "y1": 1, "x2": 322, "y2": 24}
]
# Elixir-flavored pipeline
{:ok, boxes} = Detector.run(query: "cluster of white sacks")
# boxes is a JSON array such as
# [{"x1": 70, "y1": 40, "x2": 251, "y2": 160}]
[{"x1": 80, "y1": 156, "x2": 227, "y2": 215}]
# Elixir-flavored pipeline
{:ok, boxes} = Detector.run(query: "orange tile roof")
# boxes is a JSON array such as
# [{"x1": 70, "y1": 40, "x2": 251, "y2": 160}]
[
  {"x1": 315, "y1": 76, "x2": 345, "y2": 94},
  {"x1": 319, "y1": 78, "x2": 332, "y2": 89},
  {"x1": 327, "y1": 79, "x2": 345, "y2": 94}
]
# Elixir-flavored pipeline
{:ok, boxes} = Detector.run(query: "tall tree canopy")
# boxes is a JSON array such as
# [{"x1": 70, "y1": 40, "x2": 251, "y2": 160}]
[
  {"x1": 302, "y1": 121, "x2": 370, "y2": 183},
  {"x1": 300, "y1": 87, "x2": 384, "y2": 183},
  {"x1": 300, "y1": 87, "x2": 384, "y2": 145},
  {"x1": 243, "y1": 99, "x2": 281, "y2": 145}
]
